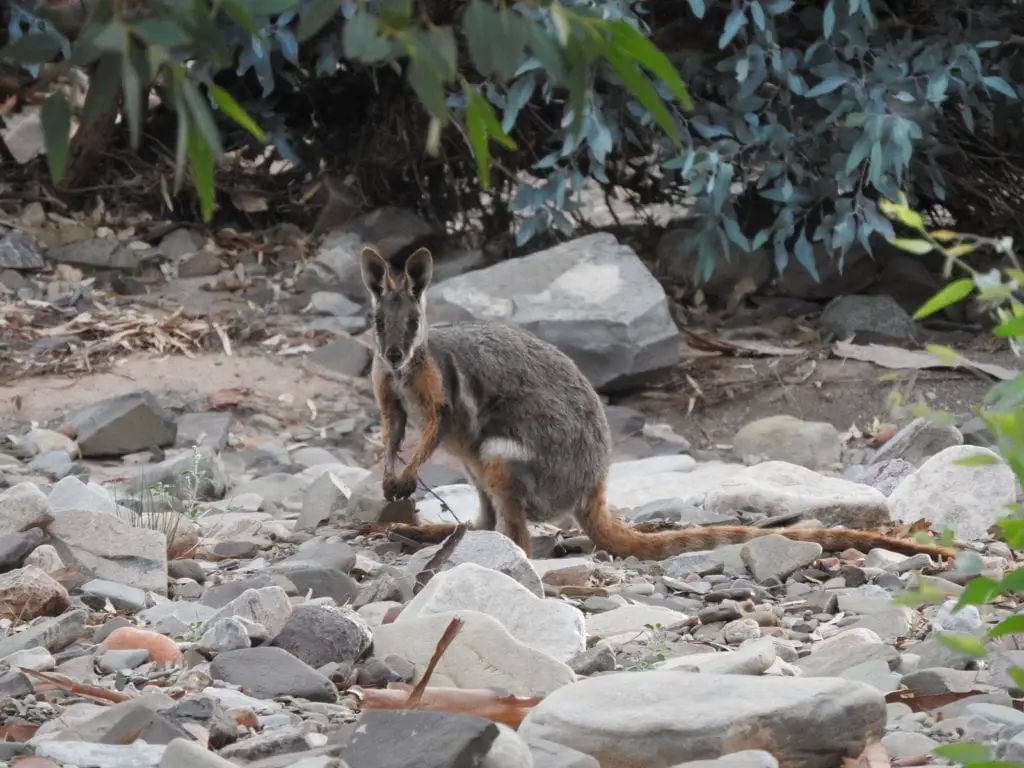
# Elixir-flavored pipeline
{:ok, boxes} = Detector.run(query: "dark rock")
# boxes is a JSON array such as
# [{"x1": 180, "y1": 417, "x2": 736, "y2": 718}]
[
  {"x1": 209, "y1": 646, "x2": 338, "y2": 702},
  {"x1": 342, "y1": 710, "x2": 499, "y2": 768},
  {"x1": 270, "y1": 603, "x2": 372, "y2": 668},
  {"x1": 62, "y1": 390, "x2": 177, "y2": 458}
]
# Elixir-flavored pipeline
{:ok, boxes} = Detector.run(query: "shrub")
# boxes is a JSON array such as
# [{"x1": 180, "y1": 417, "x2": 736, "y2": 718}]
[
  {"x1": 882, "y1": 193, "x2": 1024, "y2": 768},
  {"x1": 3, "y1": 1, "x2": 1024, "y2": 298}
]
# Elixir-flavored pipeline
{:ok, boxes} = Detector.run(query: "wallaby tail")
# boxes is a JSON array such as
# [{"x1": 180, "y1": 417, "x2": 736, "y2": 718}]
[{"x1": 579, "y1": 483, "x2": 957, "y2": 560}]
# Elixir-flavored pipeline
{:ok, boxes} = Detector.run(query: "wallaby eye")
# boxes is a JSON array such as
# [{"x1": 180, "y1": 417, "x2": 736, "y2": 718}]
[
  {"x1": 374, "y1": 315, "x2": 384, "y2": 333},
  {"x1": 407, "y1": 317, "x2": 419, "y2": 336}
]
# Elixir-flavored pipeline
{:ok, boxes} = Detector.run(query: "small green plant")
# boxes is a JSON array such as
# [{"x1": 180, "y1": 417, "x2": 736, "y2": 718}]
[
  {"x1": 626, "y1": 621, "x2": 670, "y2": 670},
  {"x1": 118, "y1": 446, "x2": 212, "y2": 546},
  {"x1": 879, "y1": 192, "x2": 1024, "y2": 768}
]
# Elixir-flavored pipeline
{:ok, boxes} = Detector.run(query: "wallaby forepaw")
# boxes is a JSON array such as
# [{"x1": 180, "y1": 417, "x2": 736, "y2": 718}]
[{"x1": 382, "y1": 471, "x2": 418, "y2": 501}]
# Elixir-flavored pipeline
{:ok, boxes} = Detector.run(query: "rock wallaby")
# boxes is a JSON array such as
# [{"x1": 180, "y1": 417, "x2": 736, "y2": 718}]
[{"x1": 359, "y1": 244, "x2": 955, "y2": 561}]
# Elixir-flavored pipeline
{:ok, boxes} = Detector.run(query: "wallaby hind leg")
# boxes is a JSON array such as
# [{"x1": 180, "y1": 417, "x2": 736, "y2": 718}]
[
  {"x1": 480, "y1": 458, "x2": 532, "y2": 556},
  {"x1": 476, "y1": 487, "x2": 498, "y2": 530}
]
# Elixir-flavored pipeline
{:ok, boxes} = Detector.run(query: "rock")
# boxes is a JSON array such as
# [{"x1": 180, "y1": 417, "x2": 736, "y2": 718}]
[
  {"x1": 519, "y1": 671, "x2": 886, "y2": 768},
  {"x1": 888, "y1": 445, "x2": 1018, "y2": 540},
  {"x1": 47, "y1": 237, "x2": 138, "y2": 271},
  {"x1": 0, "y1": 230, "x2": 45, "y2": 270},
  {"x1": 661, "y1": 638, "x2": 778, "y2": 675},
  {"x1": 270, "y1": 603, "x2": 372, "y2": 668},
  {"x1": 669, "y1": 751, "x2": 779, "y2": 768},
  {"x1": 843, "y1": 459, "x2": 915, "y2": 496},
  {"x1": 178, "y1": 251, "x2": 222, "y2": 278},
  {"x1": 527, "y1": 736, "x2": 600, "y2": 768},
  {"x1": 0, "y1": 482, "x2": 55, "y2": 533},
  {"x1": 586, "y1": 605, "x2": 688, "y2": 639},
  {"x1": 0, "y1": 608, "x2": 88, "y2": 659},
  {"x1": 198, "y1": 617, "x2": 252, "y2": 655},
  {"x1": 406, "y1": 530, "x2": 543, "y2": 597},
  {"x1": 872, "y1": 416, "x2": 964, "y2": 467},
  {"x1": 773, "y1": 245, "x2": 878, "y2": 300},
  {"x1": 47, "y1": 475, "x2": 116, "y2": 515},
  {"x1": 732, "y1": 415, "x2": 842, "y2": 470},
  {"x1": 702, "y1": 461, "x2": 891, "y2": 529},
  {"x1": 209, "y1": 646, "x2": 338, "y2": 702},
  {"x1": 35, "y1": 740, "x2": 167, "y2": 767},
  {"x1": 0, "y1": 565, "x2": 69, "y2": 621},
  {"x1": 397, "y1": 562, "x2": 586, "y2": 663},
  {"x1": 657, "y1": 226, "x2": 772, "y2": 298},
  {"x1": 203, "y1": 586, "x2": 293, "y2": 638},
  {"x1": 372, "y1": 610, "x2": 576, "y2": 697},
  {"x1": 47, "y1": 507, "x2": 169, "y2": 594},
  {"x1": 161, "y1": 737, "x2": 239, "y2": 768},
  {"x1": 819, "y1": 294, "x2": 918, "y2": 344},
  {"x1": 0, "y1": 526, "x2": 45, "y2": 571},
  {"x1": 61, "y1": 390, "x2": 177, "y2": 457},
  {"x1": 306, "y1": 335, "x2": 372, "y2": 377},
  {"x1": 342, "y1": 710, "x2": 500, "y2": 768},
  {"x1": 296, "y1": 471, "x2": 350, "y2": 531},
  {"x1": 174, "y1": 412, "x2": 234, "y2": 452},
  {"x1": 740, "y1": 534, "x2": 823, "y2": 582},
  {"x1": 426, "y1": 232, "x2": 681, "y2": 391},
  {"x1": 80, "y1": 578, "x2": 147, "y2": 612},
  {"x1": 277, "y1": 566, "x2": 360, "y2": 605}
]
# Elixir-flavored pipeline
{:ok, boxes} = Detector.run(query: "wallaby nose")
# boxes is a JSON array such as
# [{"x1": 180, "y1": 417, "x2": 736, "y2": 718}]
[{"x1": 385, "y1": 346, "x2": 403, "y2": 364}]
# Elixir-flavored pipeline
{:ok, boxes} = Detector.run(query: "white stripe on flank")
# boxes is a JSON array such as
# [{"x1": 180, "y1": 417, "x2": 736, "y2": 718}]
[{"x1": 480, "y1": 437, "x2": 532, "y2": 462}]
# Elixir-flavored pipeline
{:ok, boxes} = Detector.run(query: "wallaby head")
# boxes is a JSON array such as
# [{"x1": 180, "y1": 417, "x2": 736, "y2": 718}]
[{"x1": 360, "y1": 245, "x2": 434, "y2": 371}]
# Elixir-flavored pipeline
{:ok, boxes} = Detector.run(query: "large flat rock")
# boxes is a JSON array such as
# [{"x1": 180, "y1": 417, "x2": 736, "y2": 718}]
[
  {"x1": 518, "y1": 670, "x2": 886, "y2": 768},
  {"x1": 426, "y1": 232, "x2": 680, "y2": 391}
]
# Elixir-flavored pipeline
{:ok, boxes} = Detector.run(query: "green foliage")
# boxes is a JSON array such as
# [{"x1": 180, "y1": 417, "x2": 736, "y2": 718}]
[
  {"x1": 6, "y1": 0, "x2": 1023, "y2": 276},
  {"x1": 879, "y1": 193, "x2": 1024, "y2": 768},
  {"x1": 0, "y1": 0, "x2": 691, "y2": 224}
]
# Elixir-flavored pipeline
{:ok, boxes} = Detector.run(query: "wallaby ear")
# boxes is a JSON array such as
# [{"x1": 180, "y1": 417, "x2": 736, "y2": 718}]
[
  {"x1": 360, "y1": 245, "x2": 393, "y2": 299},
  {"x1": 404, "y1": 247, "x2": 433, "y2": 300}
]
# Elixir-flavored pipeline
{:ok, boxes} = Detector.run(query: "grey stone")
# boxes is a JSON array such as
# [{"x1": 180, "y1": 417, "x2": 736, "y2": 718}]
[
  {"x1": 794, "y1": 642, "x2": 899, "y2": 677},
  {"x1": 406, "y1": 530, "x2": 542, "y2": 597},
  {"x1": 47, "y1": 237, "x2": 138, "y2": 271},
  {"x1": 0, "y1": 230, "x2": 45, "y2": 270},
  {"x1": 272, "y1": 536, "x2": 357, "y2": 574},
  {"x1": 306, "y1": 335, "x2": 372, "y2": 377},
  {"x1": 527, "y1": 736, "x2": 601, "y2": 768},
  {"x1": 343, "y1": 710, "x2": 499, "y2": 768},
  {"x1": 740, "y1": 534, "x2": 823, "y2": 582},
  {"x1": 175, "y1": 412, "x2": 234, "y2": 451},
  {"x1": 35, "y1": 740, "x2": 167, "y2": 767},
  {"x1": 209, "y1": 646, "x2": 338, "y2": 702},
  {"x1": 80, "y1": 578, "x2": 148, "y2": 611},
  {"x1": 519, "y1": 671, "x2": 886, "y2": 768},
  {"x1": 62, "y1": 390, "x2": 177, "y2": 457},
  {"x1": 0, "y1": 608, "x2": 88, "y2": 659},
  {"x1": 0, "y1": 527, "x2": 44, "y2": 572},
  {"x1": 844, "y1": 458, "x2": 915, "y2": 496},
  {"x1": 47, "y1": 507, "x2": 168, "y2": 594},
  {"x1": 270, "y1": 603, "x2": 372, "y2": 668},
  {"x1": 732, "y1": 415, "x2": 842, "y2": 470},
  {"x1": 819, "y1": 294, "x2": 918, "y2": 344},
  {"x1": 160, "y1": 737, "x2": 239, "y2": 768},
  {"x1": 278, "y1": 567, "x2": 360, "y2": 605},
  {"x1": 217, "y1": 726, "x2": 312, "y2": 762},
  {"x1": 297, "y1": 471, "x2": 349, "y2": 532},
  {"x1": 872, "y1": 416, "x2": 964, "y2": 468},
  {"x1": 657, "y1": 225, "x2": 772, "y2": 298},
  {"x1": 427, "y1": 232, "x2": 680, "y2": 392}
]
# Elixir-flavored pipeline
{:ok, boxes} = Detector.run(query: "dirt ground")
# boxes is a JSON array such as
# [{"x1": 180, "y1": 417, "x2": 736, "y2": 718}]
[
  {"x1": 0, "y1": 344, "x2": 1010, "y2": 451},
  {"x1": 620, "y1": 354, "x2": 1003, "y2": 449},
  {"x1": 0, "y1": 350, "x2": 375, "y2": 429}
]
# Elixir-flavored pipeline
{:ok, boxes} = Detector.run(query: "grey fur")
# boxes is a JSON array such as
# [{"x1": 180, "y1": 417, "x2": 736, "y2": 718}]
[{"x1": 360, "y1": 246, "x2": 612, "y2": 529}]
